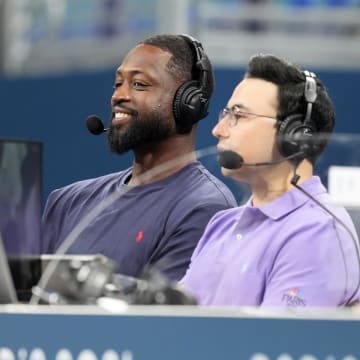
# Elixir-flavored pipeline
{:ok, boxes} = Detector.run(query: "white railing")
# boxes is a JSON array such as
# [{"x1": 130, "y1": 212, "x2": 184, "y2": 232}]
[
  {"x1": 195, "y1": 1, "x2": 360, "y2": 69},
  {"x1": 1, "y1": 0, "x2": 360, "y2": 76}
]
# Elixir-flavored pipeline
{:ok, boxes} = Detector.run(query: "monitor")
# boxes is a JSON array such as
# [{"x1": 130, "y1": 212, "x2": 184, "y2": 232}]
[{"x1": 0, "y1": 138, "x2": 42, "y2": 255}]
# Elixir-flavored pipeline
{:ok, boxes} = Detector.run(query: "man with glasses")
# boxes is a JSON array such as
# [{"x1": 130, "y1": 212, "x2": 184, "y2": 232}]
[{"x1": 180, "y1": 53, "x2": 360, "y2": 307}]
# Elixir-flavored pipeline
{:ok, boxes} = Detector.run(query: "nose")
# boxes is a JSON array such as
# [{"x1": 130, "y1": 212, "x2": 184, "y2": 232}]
[
  {"x1": 212, "y1": 117, "x2": 230, "y2": 139},
  {"x1": 111, "y1": 84, "x2": 131, "y2": 105}
]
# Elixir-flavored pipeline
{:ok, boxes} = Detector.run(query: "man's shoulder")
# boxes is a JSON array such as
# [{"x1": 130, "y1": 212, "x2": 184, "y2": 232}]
[
  {"x1": 186, "y1": 162, "x2": 237, "y2": 204},
  {"x1": 160, "y1": 163, "x2": 237, "y2": 210},
  {"x1": 49, "y1": 169, "x2": 130, "y2": 199}
]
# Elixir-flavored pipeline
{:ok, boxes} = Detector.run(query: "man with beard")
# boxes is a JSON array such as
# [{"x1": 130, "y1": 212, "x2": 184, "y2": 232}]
[{"x1": 41, "y1": 34, "x2": 237, "y2": 281}]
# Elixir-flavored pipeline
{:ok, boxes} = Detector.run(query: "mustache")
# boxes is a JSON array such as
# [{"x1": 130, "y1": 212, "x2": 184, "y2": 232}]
[
  {"x1": 109, "y1": 110, "x2": 138, "y2": 130},
  {"x1": 112, "y1": 103, "x2": 138, "y2": 117}
]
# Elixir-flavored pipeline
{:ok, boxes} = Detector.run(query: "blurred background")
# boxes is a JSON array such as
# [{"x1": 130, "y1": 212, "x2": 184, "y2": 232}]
[{"x1": 1, "y1": 0, "x2": 360, "y2": 203}]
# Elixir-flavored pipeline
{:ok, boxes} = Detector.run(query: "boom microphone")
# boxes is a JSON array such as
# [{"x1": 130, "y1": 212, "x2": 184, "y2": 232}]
[
  {"x1": 218, "y1": 151, "x2": 244, "y2": 169},
  {"x1": 86, "y1": 115, "x2": 108, "y2": 135},
  {"x1": 218, "y1": 150, "x2": 304, "y2": 169}
]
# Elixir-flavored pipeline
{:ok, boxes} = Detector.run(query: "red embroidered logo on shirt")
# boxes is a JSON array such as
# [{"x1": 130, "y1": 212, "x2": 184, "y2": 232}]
[{"x1": 135, "y1": 230, "x2": 144, "y2": 243}]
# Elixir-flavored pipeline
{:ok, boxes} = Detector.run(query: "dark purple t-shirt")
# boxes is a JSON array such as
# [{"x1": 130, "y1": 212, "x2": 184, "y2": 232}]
[{"x1": 41, "y1": 162, "x2": 237, "y2": 280}]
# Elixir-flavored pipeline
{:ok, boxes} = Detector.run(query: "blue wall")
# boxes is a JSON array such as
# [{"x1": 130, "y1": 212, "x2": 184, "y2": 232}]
[{"x1": 1, "y1": 67, "x2": 360, "y2": 202}]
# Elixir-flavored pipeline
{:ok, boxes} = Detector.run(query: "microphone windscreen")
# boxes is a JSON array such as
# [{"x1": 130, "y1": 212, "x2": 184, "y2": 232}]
[
  {"x1": 86, "y1": 115, "x2": 105, "y2": 135},
  {"x1": 217, "y1": 150, "x2": 244, "y2": 169}
]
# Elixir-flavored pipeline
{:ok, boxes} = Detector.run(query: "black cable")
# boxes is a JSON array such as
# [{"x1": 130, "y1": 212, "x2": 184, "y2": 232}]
[{"x1": 291, "y1": 166, "x2": 360, "y2": 305}]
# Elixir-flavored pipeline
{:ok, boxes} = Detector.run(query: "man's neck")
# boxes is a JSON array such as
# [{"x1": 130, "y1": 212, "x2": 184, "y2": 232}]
[
  {"x1": 128, "y1": 136, "x2": 196, "y2": 186},
  {"x1": 251, "y1": 160, "x2": 313, "y2": 207}
]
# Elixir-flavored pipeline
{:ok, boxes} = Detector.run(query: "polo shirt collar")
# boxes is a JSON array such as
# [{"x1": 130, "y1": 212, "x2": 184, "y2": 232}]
[{"x1": 246, "y1": 176, "x2": 327, "y2": 220}]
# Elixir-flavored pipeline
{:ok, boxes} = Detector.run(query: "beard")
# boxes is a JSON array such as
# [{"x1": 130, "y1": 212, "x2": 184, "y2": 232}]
[{"x1": 107, "y1": 110, "x2": 174, "y2": 154}]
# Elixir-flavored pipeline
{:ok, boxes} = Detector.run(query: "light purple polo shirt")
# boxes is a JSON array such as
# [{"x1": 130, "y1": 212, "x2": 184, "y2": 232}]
[{"x1": 181, "y1": 176, "x2": 360, "y2": 307}]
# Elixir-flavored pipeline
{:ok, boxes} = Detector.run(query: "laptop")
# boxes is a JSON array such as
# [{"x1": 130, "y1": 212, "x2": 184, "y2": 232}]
[
  {"x1": 0, "y1": 139, "x2": 43, "y2": 256},
  {"x1": 0, "y1": 231, "x2": 114, "y2": 304}
]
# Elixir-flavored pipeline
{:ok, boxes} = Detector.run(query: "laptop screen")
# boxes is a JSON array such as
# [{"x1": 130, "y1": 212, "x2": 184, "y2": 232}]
[{"x1": 0, "y1": 139, "x2": 42, "y2": 255}]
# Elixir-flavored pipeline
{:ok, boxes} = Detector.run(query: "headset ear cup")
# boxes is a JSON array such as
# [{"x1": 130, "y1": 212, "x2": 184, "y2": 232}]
[
  {"x1": 173, "y1": 34, "x2": 214, "y2": 134},
  {"x1": 277, "y1": 114, "x2": 318, "y2": 159},
  {"x1": 173, "y1": 80, "x2": 208, "y2": 134},
  {"x1": 277, "y1": 114, "x2": 305, "y2": 158}
]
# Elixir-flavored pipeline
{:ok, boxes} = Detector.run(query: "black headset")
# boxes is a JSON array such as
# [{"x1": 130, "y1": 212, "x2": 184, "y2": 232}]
[
  {"x1": 173, "y1": 34, "x2": 215, "y2": 134},
  {"x1": 277, "y1": 70, "x2": 318, "y2": 159}
]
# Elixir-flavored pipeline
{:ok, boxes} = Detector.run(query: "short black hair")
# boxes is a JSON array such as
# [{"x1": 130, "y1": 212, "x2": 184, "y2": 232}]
[
  {"x1": 140, "y1": 34, "x2": 194, "y2": 84},
  {"x1": 246, "y1": 54, "x2": 335, "y2": 163}
]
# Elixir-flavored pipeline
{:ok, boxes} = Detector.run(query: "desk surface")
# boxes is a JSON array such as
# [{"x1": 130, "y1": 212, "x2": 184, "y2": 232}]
[{"x1": 1, "y1": 305, "x2": 359, "y2": 360}]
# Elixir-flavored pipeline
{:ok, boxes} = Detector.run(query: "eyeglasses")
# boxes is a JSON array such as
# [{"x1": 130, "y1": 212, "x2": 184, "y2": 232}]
[{"x1": 218, "y1": 104, "x2": 277, "y2": 128}]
